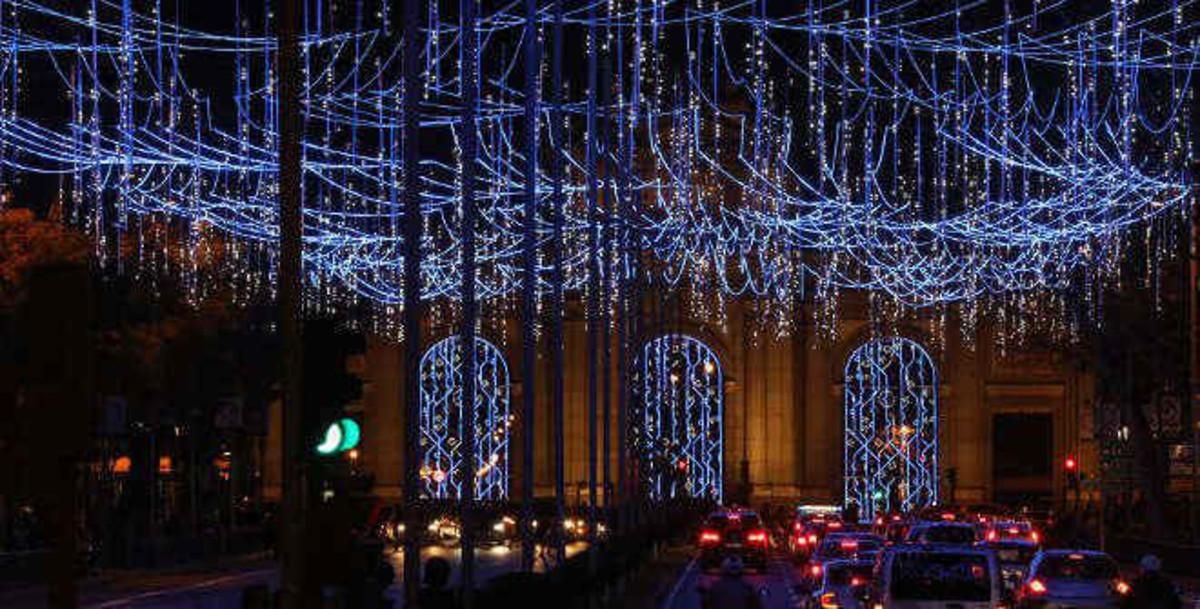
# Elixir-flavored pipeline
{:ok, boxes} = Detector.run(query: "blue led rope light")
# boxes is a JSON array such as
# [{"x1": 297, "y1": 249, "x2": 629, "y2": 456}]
[
  {"x1": 639, "y1": 334, "x2": 723, "y2": 502},
  {"x1": 0, "y1": 0, "x2": 1194, "y2": 311},
  {"x1": 418, "y1": 335, "x2": 511, "y2": 501},
  {"x1": 844, "y1": 337, "x2": 939, "y2": 521}
]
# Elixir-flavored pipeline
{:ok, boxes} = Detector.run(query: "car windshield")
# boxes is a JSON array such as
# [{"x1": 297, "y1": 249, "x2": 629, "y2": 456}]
[
  {"x1": 919, "y1": 525, "x2": 976, "y2": 544},
  {"x1": 827, "y1": 564, "x2": 873, "y2": 587},
  {"x1": 891, "y1": 552, "x2": 991, "y2": 601},
  {"x1": 1038, "y1": 555, "x2": 1118, "y2": 579}
]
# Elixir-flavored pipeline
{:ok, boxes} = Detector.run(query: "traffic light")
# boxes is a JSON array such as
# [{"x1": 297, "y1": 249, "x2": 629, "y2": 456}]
[
  {"x1": 315, "y1": 417, "x2": 361, "y2": 455},
  {"x1": 1064, "y1": 455, "x2": 1080, "y2": 491},
  {"x1": 303, "y1": 318, "x2": 366, "y2": 458}
]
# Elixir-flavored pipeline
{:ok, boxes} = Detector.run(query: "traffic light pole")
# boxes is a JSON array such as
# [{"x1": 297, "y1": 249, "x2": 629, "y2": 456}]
[
  {"x1": 401, "y1": 0, "x2": 423, "y2": 605},
  {"x1": 460, "y1": 0, "x2": 479, "y2": 605},
  {"x1": 520, "y1": 0, "x2": 539, "y2": 573},
  {"x1": 277, "y1": 0, "x2": 306, "y2": 605}
]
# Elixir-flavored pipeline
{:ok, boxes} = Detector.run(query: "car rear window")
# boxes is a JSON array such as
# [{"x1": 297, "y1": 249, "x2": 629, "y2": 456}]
[
  {"x1": 738, "y1": 514, "x2": 762, "y2": 529},
  {"x1": 891, "y1": 553, "x2": 992, "y2": 601},
  {"x1": 706, "y1": 515, "x2": 729, "y2": 529},
  {"x1": 827, "y1": 564, "x2": 873, "y2": 587},
  {"x1": 994, "y1": 545, "x2": 1038, "y2": 564},
  {"x1": 1038, "y1": 555, "x2": 1118, "y2": 579},
  {"x1": 920, "y1": 525, "x2": 976, "y2": 544}
]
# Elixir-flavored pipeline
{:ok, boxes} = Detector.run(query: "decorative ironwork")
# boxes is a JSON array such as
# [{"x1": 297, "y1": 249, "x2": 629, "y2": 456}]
[
  {"x1": 419, "y1": 336, "x2": 511, "y2": 500},
  {"x1": 844, "y1": 337, "x2": 938, "y2": 520},
  {"x1": 639, "y1": 335, "x2": 723, "y2": 502}
]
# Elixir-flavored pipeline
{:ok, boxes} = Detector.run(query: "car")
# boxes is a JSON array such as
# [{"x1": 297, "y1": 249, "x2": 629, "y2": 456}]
[
  {"x1": 904, "y1": 521, "x2": 979, "y2": 545},
  {"x1": 1016, "y1": 550, "x2": 1131, "y2": 608},
  {"x1": 801, "y1": 559, "x2": 873, "y2": 609},
  {"x1": 984, "y1": 520, "x2": 1041, "y2": 546},
  {"x1": 867, "y1": 545, "x2": 1006, "y2": 608},
  {"x1": 799, "y1": 533, "x2": 884, "y2": 591},
  {"x1": 984, "y1": 539, "x2": 1040, "y2": 592},
  {"x1": 790, "y1": 511, "x2": 846, "y2": 559},
  {"x1": 697, "y1": 509, "x2": 770, "y2": 572}
]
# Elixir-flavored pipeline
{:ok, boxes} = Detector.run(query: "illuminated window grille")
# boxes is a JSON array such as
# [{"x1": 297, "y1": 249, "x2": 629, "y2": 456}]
[
  {"x1": 419, "y1": 336, "x2": 511, "y2": 500},
  {"x1": 640, "y1": 335, "x2": 723, "y2": 502},
  {"x1": 844, "y1": 337, "x2": 938, "y2": 521}
]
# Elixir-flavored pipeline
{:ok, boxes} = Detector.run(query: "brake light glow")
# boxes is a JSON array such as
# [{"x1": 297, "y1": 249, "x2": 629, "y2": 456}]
[
  {"x1": 810, "y1": 563, "x2": 823, "y2": 577},
  {"x1": 941, "y1": 512, "x2": 956, "y2": 521},
  {"x1": 699, "y1": 529, "x2": 721, "y2": 545},
  {"x1": 747, "y1": 530, "x2": 768, "y2": 546},
  {"x1": 828, "y1": 522, "x2": 843, "y2": 529},
  {"x1": 1027, "y1": 579, "x2": 1048, "y2": 595},
  {"x1": 839, "y1": 539, "x2": 859, "y2": 551},
  {"x1": 819, "y1": 592, "x2": 838, "y2": 608},
  {"x1": 1115, "y1": 580, "x2": 1131, "y2": 595},
  {"x1": 986, "y1": 530, "x2": 998, "y2": 541},
  {"x1": 796, "y1": 535, "x2": 809, "y2": 546},
  {"x1": 850, "y1": 576, "x2": 866, "y2": 587},
  {"x1": 808, "y1": 533, "x2": 818, "y2": 543},
  {"x1": 1031, "y1": 531, "x2": 1040, "y2": 543},
  {"x1": 794, "y1": 522, "x2": 804, "y2": 533}
]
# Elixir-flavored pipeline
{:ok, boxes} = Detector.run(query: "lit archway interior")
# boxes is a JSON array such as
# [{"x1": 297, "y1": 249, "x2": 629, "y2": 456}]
[
  {"x1": 844, "y1": 337, "x2": 938, "y2": 520},
  {"x1": 640, "y1": 335, "x2": 723, "y2": 502},
  {"x1": 418, "y1": 335, "x2": 511, "y2": 500}
]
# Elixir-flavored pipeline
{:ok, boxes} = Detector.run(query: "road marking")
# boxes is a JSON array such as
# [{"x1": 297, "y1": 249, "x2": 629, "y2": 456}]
[
  {"x1": 661, "y1": 557, "x2": 698, "y2": 609},
  {"x1": 85, "y1": 568, "x2": 276, "y2": 609}
]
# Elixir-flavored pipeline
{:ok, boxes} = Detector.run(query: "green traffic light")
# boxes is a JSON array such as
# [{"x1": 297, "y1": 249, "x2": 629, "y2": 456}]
[
  {"x1": 315, "y1": 418, "x2": 360, "y2": 455},
  {"x1": 337, "y1": 418, "x2": 360, "y2": 452}
]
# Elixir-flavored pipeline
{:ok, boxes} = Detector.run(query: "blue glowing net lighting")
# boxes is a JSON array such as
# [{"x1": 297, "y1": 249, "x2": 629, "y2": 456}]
[
  {"x1": 844, "y1": 337, "x2": 939, "y2": 521},
  {"x1": 639, "y1": 335, "x2": 723, "y2": 502},
  {"x1": 418, "y1": 335, "x2": 510, "y2": 501}
]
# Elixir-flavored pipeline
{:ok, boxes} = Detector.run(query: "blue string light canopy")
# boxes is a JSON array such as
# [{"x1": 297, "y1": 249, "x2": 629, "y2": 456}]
[{"x1": 0, "y1": 0, "x2": 1194, "y2": 339}]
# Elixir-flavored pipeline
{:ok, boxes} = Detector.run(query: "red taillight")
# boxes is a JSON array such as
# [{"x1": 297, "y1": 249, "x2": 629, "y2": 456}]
[
  {"x1": 828, "y1": 521, "x2": 843, "y2": 529},
  {"x1": 839, "y1": 539, "x2": 859, "y2": 551},
  {"x1": 819, "y1": 592, "x2": 838, "y2": 608},
  {"x1": 1114, "y1": 580, "x2": 1131, "y2": 595},
  {"x1": 699, "y1": 529, "x2": 721, "y2": 545},
  {"x1": 807, "y1": 533, "x2": 818, "y2": 543},
  {"x1": 795, "y1": 535, "x2": 809, "y2": 546},
  {"x1": 850, "y1": 576, "x2": 866, "y2": 587},
  {"x1": 810, "y1": 563, "x2": 823, "y2": 577},
  {"x1": 1031, "y1": 530, "x2": 1041, "y2": 543},
  {"x1": 1027, "y1": 579, "x2": 1048, "y2": 596},
  {"x1": 794, "y1": 522, "x2": 804, "y2": 533},
  {"x1": 940, "y1": 512, "x2": 956, "y2": 521},
  {"x1": 986, "y1": 530, "x2": 998, "y2": 542},
  {"x1": 747, "y1": 530, "x2": 768, "y2": 546}
]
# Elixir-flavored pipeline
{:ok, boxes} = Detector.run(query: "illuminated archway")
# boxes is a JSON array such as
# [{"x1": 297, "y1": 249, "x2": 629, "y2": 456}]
[
  {"x1": 844, "y1": 337, "x2": 938, "y2": 520},
  {"x1": 419, "y1": 336, "x2": 511, "y2": 500},
  {"x1": 640, "y1": 335, "x2": 723, "y2": 502}
]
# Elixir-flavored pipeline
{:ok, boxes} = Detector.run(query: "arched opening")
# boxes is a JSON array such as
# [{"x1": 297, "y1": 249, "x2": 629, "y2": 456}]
[
  {"x1": 418, "y1": 335, "x2": 511, "y2": 500},
  {"x1": 639, "y1": 334, "x2": 723, "y2": 502},
  {"x1": 844, "y1": 337, "x2": 938, "y2": 520}
]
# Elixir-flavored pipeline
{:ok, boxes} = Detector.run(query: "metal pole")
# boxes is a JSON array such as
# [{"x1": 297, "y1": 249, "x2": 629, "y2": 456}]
[
  {"x1": 460, "y1": 0, "x2": 479, "y2": 605},
  {"x1": 585, "y1": 0, "x2": 600, "y2": 545},
  {"x1": 276, "y1": 0, "x2": 305, "y2": 604},
  {"x1": 520, "y1": 0, "x2": 539, "y2": 573},
  {"x1": 550, "y1": 0, "x2": 567, "y2": 565},
  {"x1": 401, "y1": 0, "x2": 424, "y2": 603}
]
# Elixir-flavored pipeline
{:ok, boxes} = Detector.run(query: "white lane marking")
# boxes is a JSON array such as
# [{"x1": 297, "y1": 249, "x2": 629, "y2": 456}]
[
  {"x1": 662, "y1": 557, "x2": 699, "y2": 609},
  {"x1": 85, "y1": 568, "x2": 276, "y2": 609}
]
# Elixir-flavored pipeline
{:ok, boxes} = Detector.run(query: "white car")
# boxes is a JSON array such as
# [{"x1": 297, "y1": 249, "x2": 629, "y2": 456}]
[{"x1": 868, "y1": 545, "x2": 1006, "y2": 608}]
